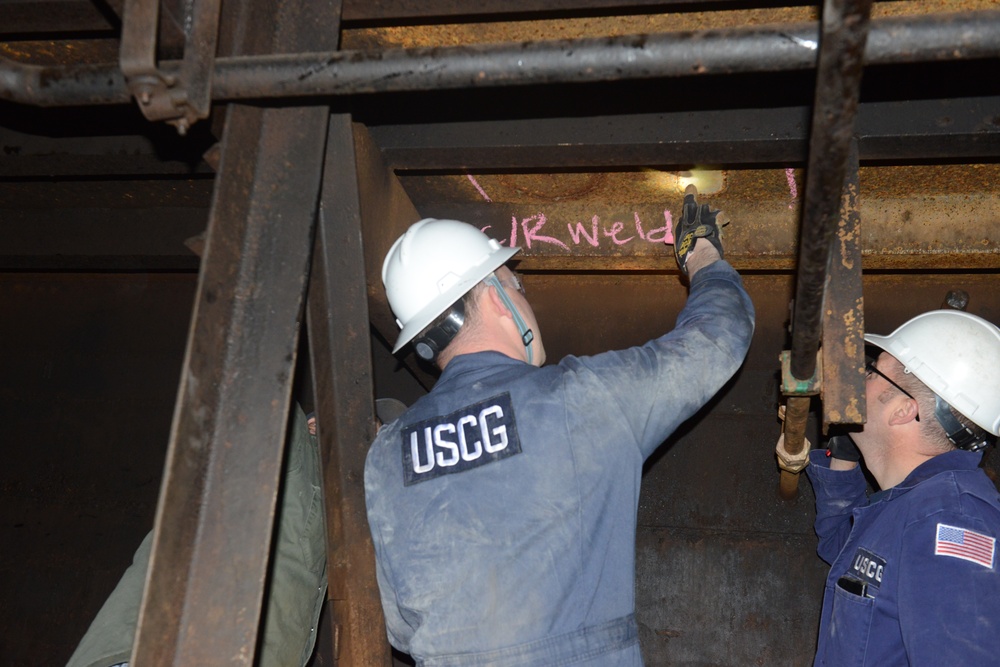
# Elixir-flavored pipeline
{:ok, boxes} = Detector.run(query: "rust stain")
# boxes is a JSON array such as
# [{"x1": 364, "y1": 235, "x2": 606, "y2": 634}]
[
  {"x1": 342, "y1": 0, "x2": 994, "y2": 49},
  {"x1": 655, "y1": 629, "x2": 684, "y2": 638},
  {"x1": 843, "y1": 397, "x2": 863, "y2": 423}
]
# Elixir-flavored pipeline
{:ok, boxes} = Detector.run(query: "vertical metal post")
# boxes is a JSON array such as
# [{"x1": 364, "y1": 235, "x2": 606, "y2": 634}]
[
  {"x1": 821, "y1": 137, "x2": 866, "y2": 430},
  {"x1": 779, "y1": 140, "x2": 866, "y2": 500},
  {"x1": 307, "y1": 115, "x2": 393, "y2": 665},
  {"x1": 779, "y1": 0, "x2": 872, "y2": 497},
  {"x1": 789, "y1": 0, "x2": 874, "y2": 382},
  {"x1": 133, "y1": 0, "x2": 341, "y2": 663}
]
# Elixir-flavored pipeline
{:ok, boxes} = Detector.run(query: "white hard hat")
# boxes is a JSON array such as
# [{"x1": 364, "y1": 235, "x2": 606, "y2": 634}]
[
  {"x1": 865, "y1": 310, "x2": 1000, "y2": 436},
  {"x1": 382, "y1": 218, "x2": 519, "y2": 354}
]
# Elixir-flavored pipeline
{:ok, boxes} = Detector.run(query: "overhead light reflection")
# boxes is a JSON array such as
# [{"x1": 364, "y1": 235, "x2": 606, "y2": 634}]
[{"x1": 647, "y1": 169, "x2": 727, "y2": 195}]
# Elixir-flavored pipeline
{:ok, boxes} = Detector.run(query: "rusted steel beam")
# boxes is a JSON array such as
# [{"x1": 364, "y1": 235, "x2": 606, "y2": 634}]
[
  {"x1": 777, "y1": 139, "x2": 867, "y2": 499},
  {"x1": 371, "y1": 97, "x2": 1000, "y2": 170},
  {"x1": 789, "y1": 0, "x2": 873, "y2": 382},
  {"x1": 0, "y1": 0, "x2": 797, "y2": 35},
  {"x1": 158, "y1": 0, "x2": 194, "y2": 59},
  {"x1": 419, "y1": 163, "x2": 1000, "y2": 272},
  {"x1": 339, "y1": 0, "x2": 783, "y2": 22},
  {"x1": 132, "y1": 0, "x2": 338, "y2": 664},
  {"x1": 349, "y1": 121, "x2": 440, "y2": 393},
  {"x1": 307, "y1": 115, "x2": 393, "y2": 667},
  {"x1": 5, "y1": 97, "x2": 996, "y2": 178},
  {"x1": 3, "y1": 12, "x2": 998, "y2": 107},
  {"x1": 2, "y1": 162, "x2": 996, "y2": 271},
  {"x1": 133, "y1": 107, "x2": 328, "y2": 667},
  {"x1": 821, "y1": 137, "x2": 865, "y2": 429},
  {"x1": 0, "y1": 0, "x2": 116, "y2": 34}
]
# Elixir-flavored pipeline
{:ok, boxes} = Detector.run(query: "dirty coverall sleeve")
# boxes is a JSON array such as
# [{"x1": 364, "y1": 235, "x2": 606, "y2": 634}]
[
  {"x1": 805, "y1": 449, "x2": 869, "y2": 565},
  {"x1": 65, "y1": 405, "x2": 327, "y2": 667},
  {"x1": 564, "y1": 260, "x2": 755, "y2": 459}
]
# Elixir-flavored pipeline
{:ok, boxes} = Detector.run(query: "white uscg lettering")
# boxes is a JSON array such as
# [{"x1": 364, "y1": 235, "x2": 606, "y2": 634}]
[
  {"x1": 401, "y1": 393, "x2": 521, "y2": 486},
  {"x1": 850, "y1": 547, "x2": 887, "y2": 588}
]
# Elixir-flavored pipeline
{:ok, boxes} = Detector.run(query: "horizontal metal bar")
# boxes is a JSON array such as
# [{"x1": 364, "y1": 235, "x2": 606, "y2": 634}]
[{"x1": 2, "y1": 11, "x2": 998, "y2": 108}]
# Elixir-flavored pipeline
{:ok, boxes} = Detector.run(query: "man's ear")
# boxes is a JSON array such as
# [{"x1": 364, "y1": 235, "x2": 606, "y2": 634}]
[
  {"x1": 485, "y1": 282, "x2": 513, "y2": 319},
  {"x1": 888, "y1": 397, "x2": 920, "y2": 426}
]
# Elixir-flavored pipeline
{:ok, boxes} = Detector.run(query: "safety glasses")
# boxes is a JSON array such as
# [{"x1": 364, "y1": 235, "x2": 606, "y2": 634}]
[
  {"x1": 502, "y1": 271, "x2": 526, "y2": 296},
  {"x1": 865, "y1": 357, "x2": 920, "y2": 421}
]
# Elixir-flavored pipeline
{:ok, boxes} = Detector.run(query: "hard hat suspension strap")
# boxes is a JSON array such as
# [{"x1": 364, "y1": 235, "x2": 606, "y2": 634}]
[
  {"x1": 485, "y1": 274, "x2": 534, "y2": 365},
  {"x1": 934, "y1": 394, "x2": 995, "y2": 452}
]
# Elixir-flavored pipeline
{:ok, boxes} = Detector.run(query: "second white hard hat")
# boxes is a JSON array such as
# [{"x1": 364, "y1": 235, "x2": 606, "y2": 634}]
[{"x1": 865, "y1": 309, "x2": 1000, "y2": 436}]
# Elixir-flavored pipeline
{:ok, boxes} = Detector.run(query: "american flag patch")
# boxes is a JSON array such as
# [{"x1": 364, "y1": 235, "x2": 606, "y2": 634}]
[{"x1": 935, "y1": 523, "x2": 995, "y2": 568}]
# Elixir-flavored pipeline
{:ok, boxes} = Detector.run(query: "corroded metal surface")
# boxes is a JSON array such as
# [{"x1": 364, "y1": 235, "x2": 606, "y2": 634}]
[
  {"x1": 307, "y1": 114, "x2": 392, "y2": 666},
  {"x1": 351, "y1": 123, "x2": 436, "y2": 389},
  {"x1": 4, "y1": 12, "x2": 1000, "y2": 106},
  {"x1": 370, "y1": 97, "x2": 1000, "y2": 169},
  {"x1": 790, "y1": 0, "x2": 872, "y2": 381},
  {"x1": 119, "y1": 0, "x2": 222, "y2": 132},
  {"x1": 402, "y1": 164, "x2": 1000, "y2": 272},
  {"x1": 135, "y1": 106, "x2": 329, "y2": 667},
  {"x1": 822, "y1": 140, "x2": 866, "y2": 429},
  {"x1": 340, "y1": 0, "x2": 993, "y2": 48},
  {"x1": 6, "y1": 97, "x2": 998, "y2": 178},
  {"x1": 132, "y1": 0, "x2": 339, "y2": 664},
  {"x1": 778, "y1": 396, "x2": 813, "y2": 499},
  {"x1": 0, "y1": 0, "x2": 997, "y2": 664}
]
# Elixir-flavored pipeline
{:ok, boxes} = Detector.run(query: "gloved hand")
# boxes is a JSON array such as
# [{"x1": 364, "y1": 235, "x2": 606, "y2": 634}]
[
  {"x1": 826, "y1": 434, "x2": 861, "y2": 462},
  {"x1": 672, "y1": 186, "x2": 725, "y2": 275}
]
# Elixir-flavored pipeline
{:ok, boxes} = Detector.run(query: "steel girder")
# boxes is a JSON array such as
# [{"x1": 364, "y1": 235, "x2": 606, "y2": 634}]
[{"x1": 132, "y1": 0, "x2": 342, "y2": 664}]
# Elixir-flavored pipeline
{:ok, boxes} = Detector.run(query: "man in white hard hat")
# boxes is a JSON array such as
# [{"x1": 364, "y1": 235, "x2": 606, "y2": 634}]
[
  {"x1": 806, "y1": 310, "x2": 1000, "y2": 666},
  {"x1": 365, "y1": 192, "x2": 754, "y2": 666}
]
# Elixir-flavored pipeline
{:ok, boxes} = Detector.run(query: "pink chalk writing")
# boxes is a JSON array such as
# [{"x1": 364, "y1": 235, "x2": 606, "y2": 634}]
[
  {"x1": 483, "y1": 210, "x2": 674, "y2": 251},
  {"x1": 786, "y1": 168, "x2": 798, "y2": 209},
  {"x1": 510, "y1": 214, "x2": 569, "y2": 250},
  {"x1": 467, "y1": 174, "x2": 493, "y2": 202}
]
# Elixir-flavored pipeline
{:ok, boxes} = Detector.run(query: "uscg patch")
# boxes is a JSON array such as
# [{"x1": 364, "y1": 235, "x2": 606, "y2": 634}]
[
  {"x1": 849, "y1": 547, "x2": 886, "y2": 591},
  {"x1": 401, "y1": 393, "x2": 522, "y2": 486}
]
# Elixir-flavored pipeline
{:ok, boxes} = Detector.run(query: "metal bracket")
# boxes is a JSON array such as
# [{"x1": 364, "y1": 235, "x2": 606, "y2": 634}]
[
  {"x1": 119, "y1": 0, "x2": 222, "y2": 134},
  {"x1": 780, "y1": 350, "x2": 822, "y2": 396}
]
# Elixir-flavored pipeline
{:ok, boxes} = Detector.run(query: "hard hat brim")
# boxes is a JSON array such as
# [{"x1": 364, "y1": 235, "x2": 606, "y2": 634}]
[{"x1": 863, "y1": 332, "x2": 889, "y2": 350}]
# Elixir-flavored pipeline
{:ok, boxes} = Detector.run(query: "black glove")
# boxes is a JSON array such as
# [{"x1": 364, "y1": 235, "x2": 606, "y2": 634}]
[
  {"x1": 826, "y1": 434, "x2": 861, "y2": 462},
  {"x1": 672, "y1": 188, "x2": 724, "y2": 275}
]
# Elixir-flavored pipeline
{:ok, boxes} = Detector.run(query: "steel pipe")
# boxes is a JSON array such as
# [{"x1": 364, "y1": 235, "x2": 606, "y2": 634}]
[
  {"x1": 778, "y1": 0, "x2": 871, "y2": 500},
  {"x1": 2, "y1": 11, "x2": 998, "y2": 108},
  {"x1": 778, "y1": 396, "x2": 813, "y2": 500}
]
